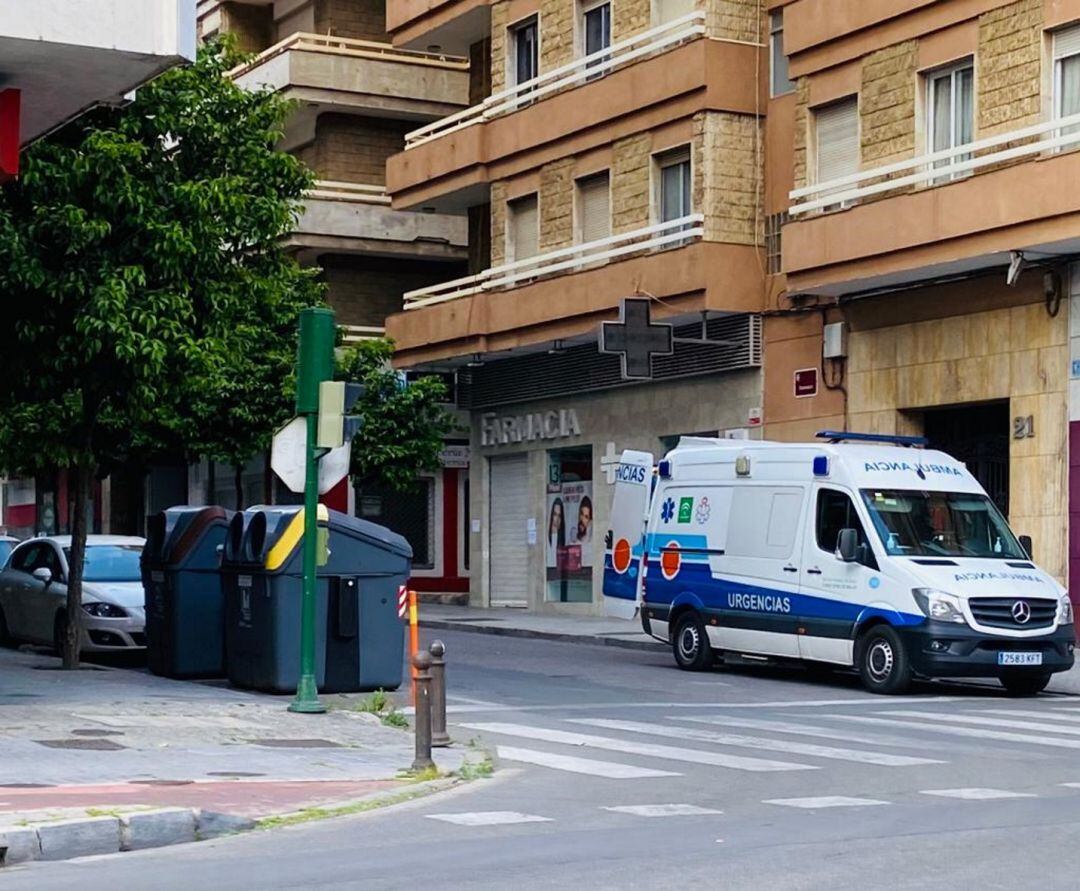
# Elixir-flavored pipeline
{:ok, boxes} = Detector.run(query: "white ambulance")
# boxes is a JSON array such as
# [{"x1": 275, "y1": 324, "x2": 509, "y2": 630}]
[{"x1": 603, "y1": 432, "x2": 1076, "y2": 695}]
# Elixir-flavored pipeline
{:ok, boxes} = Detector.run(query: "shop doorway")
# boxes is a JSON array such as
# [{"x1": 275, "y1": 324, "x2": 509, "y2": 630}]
[
  {"x1": 921, "y1": 401, "x2": 1010, "y2": 516},
  {"x1": 545, "y1": 446, "x2": 594, "y2": 603}
]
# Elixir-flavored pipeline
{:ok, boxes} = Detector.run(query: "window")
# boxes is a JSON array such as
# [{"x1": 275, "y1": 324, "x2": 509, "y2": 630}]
[
  {"x1": 510, "y1": 16, "x2": 539, "y2": 89},
  {"x1": 581, "y1": 0, "x2": 611, "y2": 72},
  {"x1": 770, "y1": 11, "x2": 794, "y2": 96},
  {"x1": 1054, "y1": 24, "x2": 1080, "y2": 139},
  {"x1": 656, "y1": 0, "x2": 696, "y2": 25},
  {"x1": 358, "y1": 479, "x2": 436, "y2": 569},
  {"x1": 576, "y1": 171, "x2": 610, "y2": 244},
  {"x1": 816, "y1": 489, "x2": 875, "y2": 569},
  {"x1": 67, "y1": 545, "x2": 141, "y2": 582},
  {"x1": 656, "y1": 147, "x2": 692, "y2": 225},
  {"x1": 765, "y1": 211, "x2": 788, "y2": 274},
  {"x1": 546, "y1": 447, "x2": 593, "y2": 603},
  {"x1": 507, "y1": 194, "x2": 539, "y2": 262},
  {"x1": 814, "y1": 97, "x2": 859, "y2": 204},
  {"x1": 926, "y1": 61, "x2": 973, "y2": 182},
  {"x1": 10, "y1": 543, "x2": 42, "y2": 574},
  {"x1": 726, "y1": 487, "x2": 805, "y2": 560}
]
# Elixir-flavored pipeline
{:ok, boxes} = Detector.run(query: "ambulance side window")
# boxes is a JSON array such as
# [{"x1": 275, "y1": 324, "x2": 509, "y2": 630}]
[{"x1": 816, "y1": 489, "x2": 877, "y2": 569}]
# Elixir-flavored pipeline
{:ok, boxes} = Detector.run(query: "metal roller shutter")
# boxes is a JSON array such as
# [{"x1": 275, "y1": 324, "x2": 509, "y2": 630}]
[
  {"x1": 815, "y1": 97, "x2": 859, "y2": 185},
  {"x1": 489, "y1": 454, "x2": 529, "y2": 606},
  {"x1": 577, "y1": 172, "x2": 610, "y2": 244}
]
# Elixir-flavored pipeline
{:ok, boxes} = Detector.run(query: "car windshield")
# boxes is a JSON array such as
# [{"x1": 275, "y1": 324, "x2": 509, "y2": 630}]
[
  {"x1": 64, "y1": 545, "x2": 143, "y2": 582},
  {"x1": 860, "y1": 489, "x2": 1027, "y2": 560},
  {"x1": 0, "y1": 541, "x2": 13, "y2": 567}
]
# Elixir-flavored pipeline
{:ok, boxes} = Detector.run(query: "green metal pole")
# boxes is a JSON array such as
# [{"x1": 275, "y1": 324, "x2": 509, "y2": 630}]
[{"x1": 289, "y1": 306, "x2": 336, "y2": 715}]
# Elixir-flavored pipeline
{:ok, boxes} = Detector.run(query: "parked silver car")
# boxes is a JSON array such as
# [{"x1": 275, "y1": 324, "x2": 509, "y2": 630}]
[{"x1": 0, "y1": 535, "x2": 146, "y2": 652}]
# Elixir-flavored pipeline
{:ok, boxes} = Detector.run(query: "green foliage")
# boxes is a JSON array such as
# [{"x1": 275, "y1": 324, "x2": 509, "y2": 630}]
[
  {"x1": 357, "y1": 688, "x2": 391, "y2": 713},
  {"x1": 0, "y1": 36, "x2": 322, "y2": 665},
  {"x1": 336, "y1": 338, "x2": 454, "y2": 492}
]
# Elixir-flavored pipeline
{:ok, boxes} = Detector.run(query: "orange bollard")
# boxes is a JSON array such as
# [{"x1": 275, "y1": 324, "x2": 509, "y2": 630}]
[{"x1": 409, "y1": 589, "x2": 419, "y2": 705}]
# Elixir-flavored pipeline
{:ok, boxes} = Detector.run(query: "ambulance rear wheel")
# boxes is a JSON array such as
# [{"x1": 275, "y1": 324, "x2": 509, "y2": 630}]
[
  {"x1": 673, "y1": 611, "x2": 713, "y2": 672},
  {"x1": 856, "y1": 625, "x2": 911, "y2": 694}
]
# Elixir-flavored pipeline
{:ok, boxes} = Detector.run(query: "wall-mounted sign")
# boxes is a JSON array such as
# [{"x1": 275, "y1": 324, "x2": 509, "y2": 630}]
[
  {"x1": 439, "y1": 445, "x2": 471, "y2": 468},
  {"x1": 480, "y1": 408, "x2": 583, "y2": 447},
  {"x1": 747, "y1": 407, "x2": 763, "y2": 427},
  {"x1": 794, "y1": 368, "x2": 818, "y2": 398}
]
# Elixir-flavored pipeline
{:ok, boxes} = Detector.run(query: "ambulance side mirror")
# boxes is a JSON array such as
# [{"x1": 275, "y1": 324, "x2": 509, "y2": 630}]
[
  {"x1": 1019, "y1": 535, "x2": 1033, "y2": 560},
  {"x1": 836, "y1": 529, "x2": 859, "y2": 563}
]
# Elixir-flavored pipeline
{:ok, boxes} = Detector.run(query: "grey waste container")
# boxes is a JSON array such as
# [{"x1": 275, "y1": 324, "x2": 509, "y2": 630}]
[
  {"x1": 222, "y1": 505, "x2": 411, "y2": 694},
  {"x1": 142, "y1": 506, "x2": 233, "y2": 679}
]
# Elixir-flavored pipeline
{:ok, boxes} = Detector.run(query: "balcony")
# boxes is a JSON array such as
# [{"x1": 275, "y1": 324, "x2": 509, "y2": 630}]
[
  {"x1": 287, "y1": 180, "x2": 468, "y2": 263},
  {"x1": 386, "y1": 217, "x2": 764, "y2": 367},
  {"x1": 387, "y1": 0, "x2": 492, "y2": 53},
  {"x1": 388, "y1": 13, "x2": 759, "y2": 211},
  {"x1": 784, "y1": 113, "x2": 1080, "y2": 296},
  {"x1": 341, "y1": 325, "x2": 386, "y2": 346},
  {"x1": 229, "y1": 32, "x2": 470, "y2": 123}
]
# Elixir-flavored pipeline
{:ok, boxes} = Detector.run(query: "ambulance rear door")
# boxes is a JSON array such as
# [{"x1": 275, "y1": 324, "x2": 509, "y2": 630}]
[{"x1": 603, "y1": 450, "x2": 654, "y2": 619}]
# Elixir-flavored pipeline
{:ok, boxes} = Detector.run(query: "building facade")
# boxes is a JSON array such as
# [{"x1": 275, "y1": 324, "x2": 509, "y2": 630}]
[{"x1": 381, "y1": 0, "x2": 1080, "y2": 617}]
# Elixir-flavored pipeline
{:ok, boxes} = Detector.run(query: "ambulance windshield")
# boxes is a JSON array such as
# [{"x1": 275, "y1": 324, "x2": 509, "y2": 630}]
[{"x1": 860, "y1": 490, "x2": 1027, "y2": 560}]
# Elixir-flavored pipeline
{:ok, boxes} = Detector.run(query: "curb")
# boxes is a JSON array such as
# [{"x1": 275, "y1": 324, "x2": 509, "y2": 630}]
[{"x1": 420, "y1": 618, "x2": 666, "y2": 653}]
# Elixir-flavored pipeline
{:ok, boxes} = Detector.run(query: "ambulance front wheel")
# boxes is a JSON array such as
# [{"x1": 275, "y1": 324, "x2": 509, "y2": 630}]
[
  {"x1": 856, "y1": 624, "x2": 911, "y2": 694},
  {"x1": 673, "y1": 611, "x2": 713, "y2": 672}
]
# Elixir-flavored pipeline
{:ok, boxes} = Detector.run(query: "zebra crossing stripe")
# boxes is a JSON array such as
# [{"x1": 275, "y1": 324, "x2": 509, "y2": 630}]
[
  {"x1": 880, "y1": 710, "x2": 1080, "y2": 738},
  {"x1": 602, "y1": 804, "x2": 723, "y2": 817},
  {"x1": 920, "y1": 788, "x2": 1036, "y2": 800},
  {"x1": 461, "y1": 722, "x2": 817, "y2": 772},
  {"x1": 426, "y1": 812, "x2": 553, "y2": 826},
  {"x1": 826, "y1": 714, "x2": 1080, "y2": 750},
  {"x1": 675, "y1": 715, "x2": 934, "y2": 750},
  {"x1": 568, "y1": 718, "x2": 942, "y2": 767},
  {"x1": 977, "y1": 708, "x2": 1080, "y2": 725},
  {"x1": 496, "y1": 746, "x2": 681, "y2": 779},
  {"x1": 764, "y1": 796, "x2": 889, "y2": 809}
]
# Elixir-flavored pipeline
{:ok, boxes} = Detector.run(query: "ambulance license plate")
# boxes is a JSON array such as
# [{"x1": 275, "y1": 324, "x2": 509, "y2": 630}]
[{"x1": 998, "y1": 652, "x2": 1042, "y2": 666}]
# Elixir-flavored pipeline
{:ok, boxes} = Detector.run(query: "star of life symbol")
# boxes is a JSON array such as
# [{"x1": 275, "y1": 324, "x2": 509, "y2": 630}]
[
  {"x1": 695, "y1": 497, "x2": 711, "y2": 525},
  {"x1": 661, "y1": 498, "x2": 675, "y2": 523}
]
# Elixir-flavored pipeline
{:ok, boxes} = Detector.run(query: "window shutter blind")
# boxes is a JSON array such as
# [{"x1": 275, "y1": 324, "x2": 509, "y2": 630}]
[
  {"x1": 815, "y1": 98, "x2": 859, "y2": 184},
  {"x1": 578, "y1": 174, "x2": 610, "y2": 244},
  {"x1": 1054, "y1": 23, "x2": 1080, "y2": 59},
  {"x1": 657, "y1": 0, "x2": 696, "y2": 24},
  {"x1": 509, "y1": 195, "x2": 538, "y2": 261}
]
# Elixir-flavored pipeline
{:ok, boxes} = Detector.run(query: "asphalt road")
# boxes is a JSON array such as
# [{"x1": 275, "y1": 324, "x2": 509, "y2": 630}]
[{"x1": 8, "y1": 628, "x2": 1080, "y2": 890}]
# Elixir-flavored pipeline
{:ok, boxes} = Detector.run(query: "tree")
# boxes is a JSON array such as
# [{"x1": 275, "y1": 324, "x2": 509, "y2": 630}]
[
  {"x1": 0, "y1": 37, "x2": 322, "y2": 668},
  {"x1": 337, "y1": 339, "x2": 455, "y2": 494}
]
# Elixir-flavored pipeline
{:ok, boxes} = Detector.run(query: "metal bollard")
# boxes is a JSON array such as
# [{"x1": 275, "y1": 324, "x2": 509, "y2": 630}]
[
  {"x1": 429, "y1": 640, "x2": 450, "y2": 748},
  {"x1": 412, "y1": 650, "x2": 435, "y2": 772}
]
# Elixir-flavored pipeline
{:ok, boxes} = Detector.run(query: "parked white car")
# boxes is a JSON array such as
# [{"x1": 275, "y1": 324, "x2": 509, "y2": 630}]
[{"x1": 0, "y1": 535, "x2": 146, "y2": 652}]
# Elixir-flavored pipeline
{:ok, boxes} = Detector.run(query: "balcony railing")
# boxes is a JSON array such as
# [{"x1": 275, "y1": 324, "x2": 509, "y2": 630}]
[
  {"x1": 403, "y1": 214, "x2": 704, "y2": 309},
  {"x1": 403, "y1": 11, "x2": 707, "y2": 150},
  {"x1": 227, "y1": 31, "x2": 469, "y2": 80},
  {"x1": 789, "y1": 111, "x2": 1080, "y2": 216},
  {"x1": 308, "y1": 180, "x2": 392, "y2": 204},
  {"x1": 341, "y1": 325, "x2": 386, "y2": 346}
]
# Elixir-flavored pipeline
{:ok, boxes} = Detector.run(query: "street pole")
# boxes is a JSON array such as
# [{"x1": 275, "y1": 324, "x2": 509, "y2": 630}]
[{"x1": 289, "y1": 306, "x2": 336, "y2": 715}]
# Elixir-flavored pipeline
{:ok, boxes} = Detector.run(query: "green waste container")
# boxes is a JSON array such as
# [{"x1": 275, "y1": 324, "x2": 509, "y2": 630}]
[
  {"x1": 142, "y1": 506, "x2": 233, "y2": 679},
  {"x1": 222, "y1": 505, "x2": 412, "y2": 694}
]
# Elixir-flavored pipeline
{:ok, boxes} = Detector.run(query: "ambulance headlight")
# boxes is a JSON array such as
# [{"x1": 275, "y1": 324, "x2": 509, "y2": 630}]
[
  {"x1": 913, "y1": 589, "x2": 967, "y2": 625},
  {"x1": 1059, "y1": 596, "x2": 1074, "y2": 626}
]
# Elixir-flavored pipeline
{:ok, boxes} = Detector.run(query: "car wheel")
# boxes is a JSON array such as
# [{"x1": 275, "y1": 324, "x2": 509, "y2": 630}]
[
  {"x1": 672, "y1": 611, "x2": 713, "y2": 672},
  {"x1": 1000, "y1": 671, "x2": 1052, "y2": 697},
  {"x1": 0, "y1": 604, "x2": 11, "y2": 647},
  {"x1": 53, "y1": 611, "x2": 69, "y2": 657},
  {"x1": 856, "y1": 625, "x2": 911, "y2": 695}
]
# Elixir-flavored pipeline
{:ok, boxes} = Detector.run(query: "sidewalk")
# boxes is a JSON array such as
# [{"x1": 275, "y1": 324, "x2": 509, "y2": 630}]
[
  {"x1": 0, "y1": 646, "x2": 466, "y2": 863},
  {"x1": 419, "y1": 602, "x2": 663, "y2": 651}
]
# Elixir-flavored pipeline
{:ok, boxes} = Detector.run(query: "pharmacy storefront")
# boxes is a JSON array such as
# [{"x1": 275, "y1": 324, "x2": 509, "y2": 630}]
[{"x1": 468, "y1": 366, "x2": 762, "y2": 614}]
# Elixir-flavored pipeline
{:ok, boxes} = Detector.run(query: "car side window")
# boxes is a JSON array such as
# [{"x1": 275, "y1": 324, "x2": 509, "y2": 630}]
[
  {"x1": 816, "y1": 489, "x2": 877, "y2": 569},
  {"x1": 10, "y1": 544, "x2": 41, "y2": 573},
  {"x1": 38, "y1": 546, "x2": 63, "y2": 581}
]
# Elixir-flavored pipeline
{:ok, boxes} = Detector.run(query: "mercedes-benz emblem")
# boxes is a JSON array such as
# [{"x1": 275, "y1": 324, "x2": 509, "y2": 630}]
[{"x1": 1012, "y1": 600, "x2": 1032, "y2": 624}]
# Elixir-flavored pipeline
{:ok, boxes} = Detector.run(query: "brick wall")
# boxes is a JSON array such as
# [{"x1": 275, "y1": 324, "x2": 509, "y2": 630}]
[
  {"x1": 613, "y1": 0, "x2": 652, "y2": 42},
  {"x1": 490, "y1": 1, "x2": 509, "y2": 95},
  {"x1": 860, "y1": 41, "x2": 917, "y2": 165},
  {"x1": 490, "y1": 181, "x2": 508, "y2": 266},
  {"x1": 220, "y1": 1, "x2": 274, "y2": 53},
  {"x1": 296, "y1": 115, "x2": 411, "y2": 184},
  {"x1": 694, "y1": 111, "x2": 762, "y2": 244},
  {"x1": 792, "y1": 77, "x2": 809, "y2": 189},
  {"x1": 539, "y1": 158, "x2": 575, "y2": 250},
  {"x1": 977, "y1": 0, "x2": 1043, "y2": 136},
  {"x1": 705, "y1": 0, "x2": 763, "y2": 43},
  {"x1": 612, "y1": 133, "x2": 652, "y2": 233},
  {"x1": 541, "y1": 0, "x2": 574, "y2": 72},
  {"x1": 314, "y1": 0, "x2": 387, "y2": 41},
  {"x1": 322, "y1": 255, "x2": 467, "y2": 326}
]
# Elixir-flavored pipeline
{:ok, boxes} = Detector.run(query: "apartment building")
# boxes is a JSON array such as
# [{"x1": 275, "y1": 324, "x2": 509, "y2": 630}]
[
  {"x1": 382, "y1": 0, "x2": 1080, "y2": 617},
  {"x1": 192, "y1": 0, "x2": 474, "y2": 593}
]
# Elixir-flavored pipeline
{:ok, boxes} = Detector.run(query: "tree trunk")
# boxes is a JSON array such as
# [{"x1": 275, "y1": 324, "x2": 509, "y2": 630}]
[
  {"x1": 62, "y1": 460, "x2": 94, "y2": 669},
  {"x1": 234, "y1": 464, "x2": 244, "y2": 511}
]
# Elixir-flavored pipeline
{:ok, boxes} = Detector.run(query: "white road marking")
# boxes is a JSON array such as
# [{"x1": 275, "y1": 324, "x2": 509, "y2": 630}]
[
  {"x1": 461, "y1": 722, "x2": 817, "y2": 772},
  {"x1": 602, "y1": 804, "x2": 723, "y2": 817},
  {"x1": 1058, "y1": 782, "x2": 1080, "y2": 788},
  {"x1": 826, "y1": 714, "x2": 1080, "y2": 750},
  {"x1": 764, "y1": 796, "x2": 889, "y2": 809},
  {"x1": 426, "y1": 811, "x2": 553, "y2": 827},
  {"x1": 676, "y1": 715, "x2": 934, "y2": 750},
  {"x1": 920, "y1": 788, "x2": 1036, "y2": 800},
  {"x1": 496, "y1": 746, "x2": 680, "y2": 779},
  {"x1": 880, "y1": 710, "x2": 1080, "y2": 738},
  {"x1": 569, "y1": 718, "x2": 942, "y2": 767},
  {"x1": 977, "y1": 708, "x2": 1080, "y2": 725},
  {"x1": 426, "y1": 696, "x2": 965, "y2": 715}
]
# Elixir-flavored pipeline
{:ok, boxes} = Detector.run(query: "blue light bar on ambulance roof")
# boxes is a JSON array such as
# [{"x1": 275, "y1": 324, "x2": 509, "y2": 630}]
[
  {"x1": 815, "y1": 430, "x2": 928, "y2": 448},
  {"x1": 658, "y1": 460, "x2": 672, "y2": 478},
  {"x1": 812, "y1": 455, "x2": 829, "y2": 476}
]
